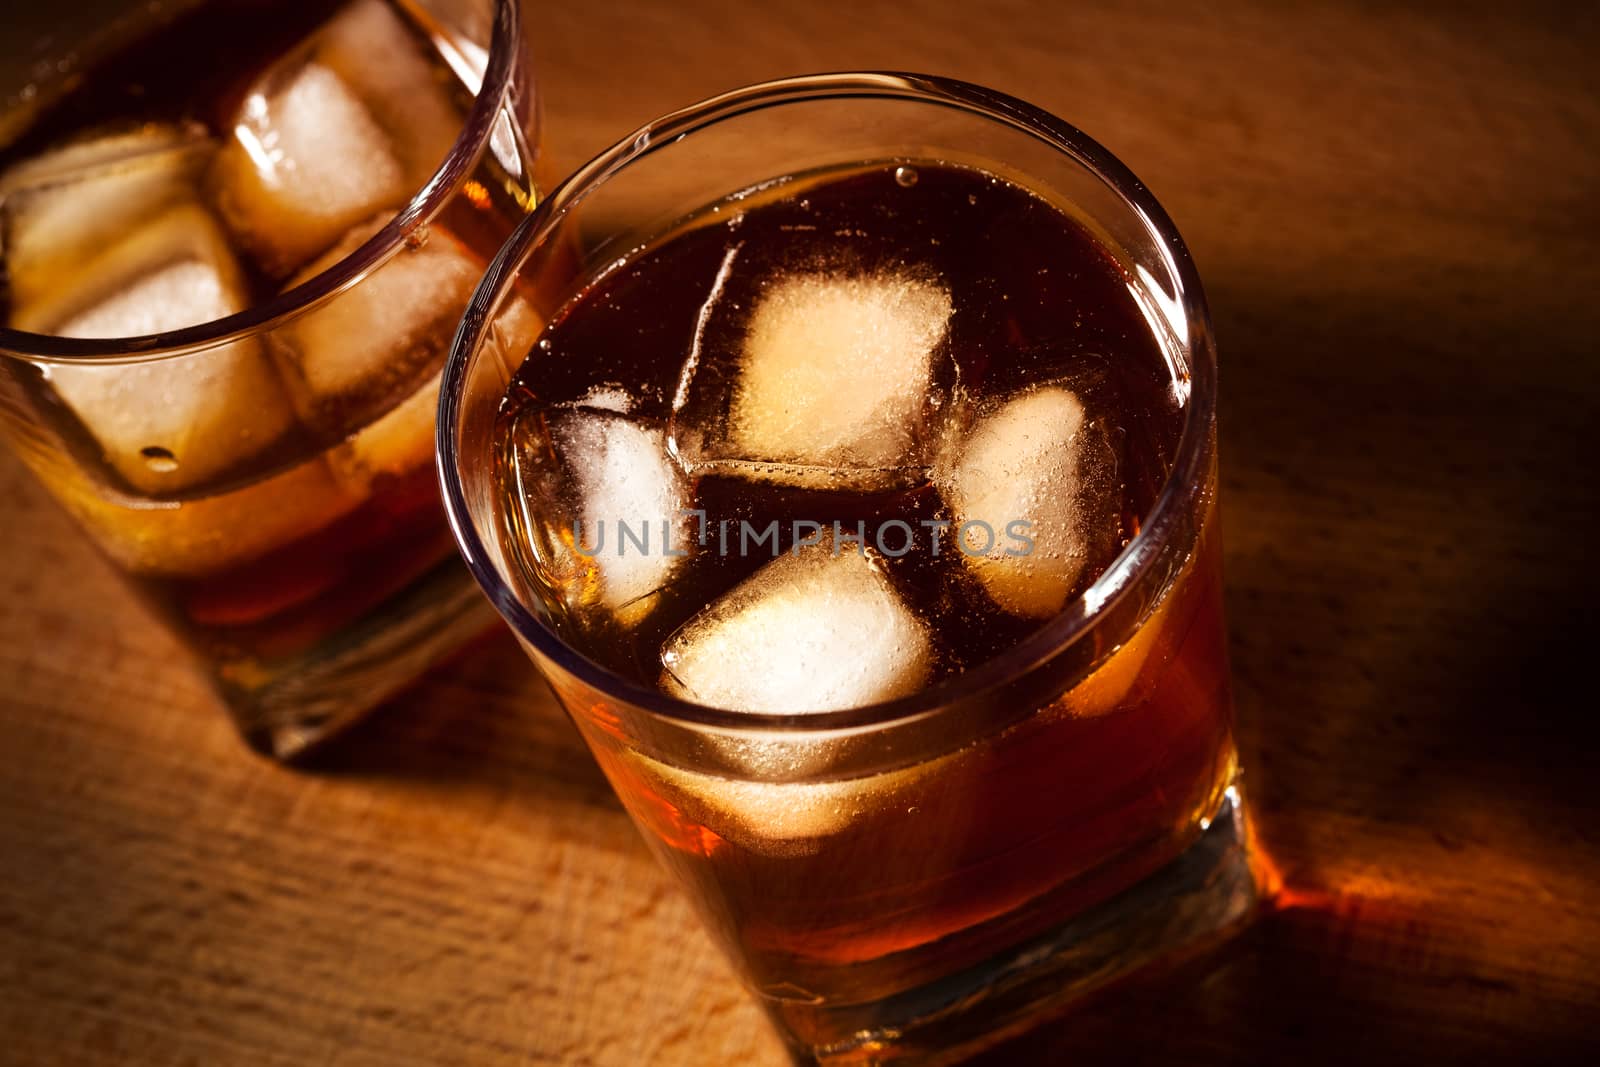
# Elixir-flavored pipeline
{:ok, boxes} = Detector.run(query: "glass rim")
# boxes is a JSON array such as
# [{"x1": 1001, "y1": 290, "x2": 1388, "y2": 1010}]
[
  {"x1": 438, "y1": 70, "x2": 1218, "y2": 736},
  {"x1": 0, "y1": 0, "x2": 527, "y2": 366}
]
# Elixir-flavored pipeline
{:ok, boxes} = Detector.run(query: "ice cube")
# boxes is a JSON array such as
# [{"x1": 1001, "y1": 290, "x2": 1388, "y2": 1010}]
[
  {"x1": 327, "y1": 370, "x2": 442, "y2": 498},
  {"x1": 9, "y1": 202, "x2": 296, "y2": 495},
  {"x1": 660, "y1": 536, "x2": 932, "y2": 713},
  {"x1": 314, "y1": 0, "x2": 463, "y2": 188},
  {"x1": 268, "y1": 217, "x2": 481, "y2": 436},
  {"x1": 210, "y1": 62, "x2": 408, "y2": 277},
  {"x1": 622, "y1": 749, "x2": 943, "y2": 857},
  {"x1": 507, "y1": 406, "x2": 691, "y2": 629},
  {"x1": 938, "y1": 384, "x2": 1118, "y2": 619},
  {"x1": 1, "y1": 123, "x2": 215, "y2": 310},
  {"x1": 1051, "y1": 582, "x2": 1173, "y2": 720},
  {"x1": 326, "y1": 283, "x2": 542, "y2": 500},
  {"x1": 208, "y1": 0, "x2": 463, "y2": 278},
  {"x1": 670, "y1": 269, "x2": 954, "y2": 490}
]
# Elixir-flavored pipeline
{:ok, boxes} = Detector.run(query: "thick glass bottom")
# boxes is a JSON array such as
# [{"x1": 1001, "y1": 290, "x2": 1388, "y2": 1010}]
[
  {"x1": 766, "y1": 782, "x2": 1262, "y2": 1065},
  {"x1": 215, "y1": 557, "x2": 498, "y2": 761}
]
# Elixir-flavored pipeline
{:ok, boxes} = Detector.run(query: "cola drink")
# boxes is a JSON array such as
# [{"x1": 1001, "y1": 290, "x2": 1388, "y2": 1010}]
[{"x1": 490, "y1": 160, "x2": 1236, "y2": 1042}]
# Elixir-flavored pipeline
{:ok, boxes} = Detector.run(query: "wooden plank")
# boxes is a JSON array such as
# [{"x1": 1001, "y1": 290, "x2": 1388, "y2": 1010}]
[{"x1": 1, "y1": 0, "x2": 1596, "y2": 1062}]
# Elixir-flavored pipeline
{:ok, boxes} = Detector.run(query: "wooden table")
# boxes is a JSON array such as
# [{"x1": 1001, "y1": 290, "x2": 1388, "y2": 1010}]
[{"x1": 3, "y1": 1, "x2": 1597, "y2": 1063}]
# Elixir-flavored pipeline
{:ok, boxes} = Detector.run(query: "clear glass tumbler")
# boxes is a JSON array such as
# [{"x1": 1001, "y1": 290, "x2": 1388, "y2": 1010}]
[
  {"x1": 440, "y1": 73, "x2": 1264, "y2": 1062},
  {"x1": 0, "y1": 0, "x2": 539, "y2": 759}
]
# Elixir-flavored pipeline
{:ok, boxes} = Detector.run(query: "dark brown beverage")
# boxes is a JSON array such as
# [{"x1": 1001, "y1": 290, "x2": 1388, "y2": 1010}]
[
  {"x1": 0, "y1": 0, "x2": 536, "y2": 754},
  {"x1": 491, "y1": 161, "x2": 1235, "y2": 1047}
]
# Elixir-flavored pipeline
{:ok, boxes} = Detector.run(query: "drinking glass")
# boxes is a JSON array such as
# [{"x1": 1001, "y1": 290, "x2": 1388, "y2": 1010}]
[
  {"x1": 440, "y1": 72, "x2": 1263, "y2": 1062},
  {"x1": 0, "y1": 0, "x2": 539, "y2": 759}
]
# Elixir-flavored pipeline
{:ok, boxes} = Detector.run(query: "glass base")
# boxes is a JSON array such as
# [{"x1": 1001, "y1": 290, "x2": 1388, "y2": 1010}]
[
  {"x1": 767, "y1": 783, "x2": 1262, "y2": 1065},
  {"x1": 215, "y1": 558, "x2": 498, "y2": 761}
]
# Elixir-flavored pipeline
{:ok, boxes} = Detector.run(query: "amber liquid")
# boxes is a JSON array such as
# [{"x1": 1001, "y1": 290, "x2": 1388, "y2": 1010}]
[
  {"x1": 494, "y1": 163, "x2": 1234, "y2": 1033},
  {"x1": 0, "y1": 0, "x2": 534, "y2": 751}
]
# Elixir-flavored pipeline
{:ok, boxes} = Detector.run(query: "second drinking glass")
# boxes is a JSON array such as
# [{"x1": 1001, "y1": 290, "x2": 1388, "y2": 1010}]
[{"x1": 0, "y1": 0, "x2": 540, "y2": 758}]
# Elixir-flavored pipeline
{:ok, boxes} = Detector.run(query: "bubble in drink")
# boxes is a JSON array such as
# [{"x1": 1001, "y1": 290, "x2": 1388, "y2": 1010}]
[
  {"x1": 504, "y1": 395, "x2": 692, "y2": 629},
  {"x1": 670, "y1": 268, "x2": 954, "y2": 491},
  {"x1": 939, "y1": 383, "x2": 1119, "y2": 618},
  {"x1": 660, "y1": 535, "x2": 932, "y2": 713},
  {"x1": 209, "y1": 0, "x2": 461, "y2": 277},
  {"x1": 10, "y1": 200, "x2": 295, "y2": 494}
]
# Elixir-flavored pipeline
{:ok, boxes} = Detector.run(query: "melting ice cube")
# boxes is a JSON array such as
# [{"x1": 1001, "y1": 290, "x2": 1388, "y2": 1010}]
[
  {"x1": 622, "y1": 748, "x2": 948, "y2": 858},
  {"x1": 670, "y1": 269, "x2": 954, "y2": 490},
  {"x1": 268, "y1": 217, "x2": 481, "y2": 436},
  {"x1": 329, "y1": 288, "x2": 541, "y2": 499},
  {"x1": 210, "y1": 61, "x2": 407, "y2": 277},
  {"x1": 938, "y1": 384, "x2": 1118, "y2": 619},
  {"x1": 507, "y1": 401, "x2": 691, "y2": 629},
  {"x1": 208, "y1": 0, "x2": 461, "y2": 277},
  {"x1": 1, "y1": 123, "x2": 215, "y2": 311},
  {"x1": 326, "y1": 369, "x2": 442, "y2": 498},
  {"x1": 1050, "y1": 581, "x2": 1172, "y2": 721},
  {"x1": 660, "y1": 536, "x2": 932, "y2": 713},
  {"x1": 307, "y1": 250, "x2": 540, "y2": 500},
  {"x1": 315, "y1": 0, "x2": 464, "y2": 185},
  {"x1": 9, "y1": 202, "x2": 295, "y2": 495}
]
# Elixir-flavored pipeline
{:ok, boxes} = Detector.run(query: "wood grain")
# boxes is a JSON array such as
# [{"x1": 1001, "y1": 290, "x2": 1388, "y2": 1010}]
[{"x1": 2, "y1": 1, "x2": 1598, "y2": 1063}]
